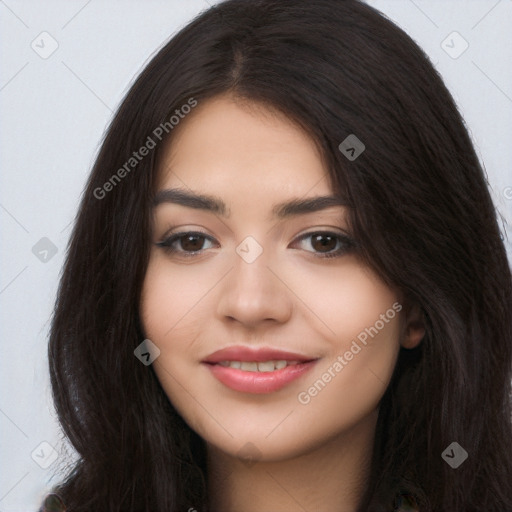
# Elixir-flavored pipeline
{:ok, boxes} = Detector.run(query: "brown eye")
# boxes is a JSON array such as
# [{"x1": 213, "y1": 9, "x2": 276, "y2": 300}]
[
  {"x1": 156, "y1": 231, "x2": 216, "y2": 257},
  {"x1": 310, "y1": 233, "x2": 338, "y2": 253},
  {"x1": 294, "y1": 231, "x2": 355, "y2": 259},
  {"x1": 179, "y1": 233, "x2": 207, "y2": 252}
]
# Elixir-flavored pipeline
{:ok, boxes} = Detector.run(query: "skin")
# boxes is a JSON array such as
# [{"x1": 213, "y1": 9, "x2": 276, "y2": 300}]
[{"x1": 139, "y1": 94, "x2": 424, "y2": 512}]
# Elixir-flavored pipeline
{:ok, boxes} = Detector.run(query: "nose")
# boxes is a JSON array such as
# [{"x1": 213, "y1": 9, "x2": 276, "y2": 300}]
[{"x1": 215, "y1": 246, "x2": 293, "y2": 329}]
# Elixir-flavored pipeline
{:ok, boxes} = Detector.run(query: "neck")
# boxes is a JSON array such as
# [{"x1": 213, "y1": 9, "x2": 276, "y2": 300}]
[{"x1": 207, "y1": 411, "x2": 377, "y2": 512}]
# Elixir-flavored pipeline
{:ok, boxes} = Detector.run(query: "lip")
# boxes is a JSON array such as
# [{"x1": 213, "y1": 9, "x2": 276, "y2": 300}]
[
  {"x1": 203, "y1": 345, "x2": 319, "y2": 394},
  {"x1": 203, "y1": 345, "x2": 314, "y2": 363}
]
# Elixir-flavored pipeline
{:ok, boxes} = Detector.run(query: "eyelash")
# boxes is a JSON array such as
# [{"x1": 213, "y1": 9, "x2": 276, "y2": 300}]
[{"x1": 155, "y1": 230, "x2": 356, "y2": 260}]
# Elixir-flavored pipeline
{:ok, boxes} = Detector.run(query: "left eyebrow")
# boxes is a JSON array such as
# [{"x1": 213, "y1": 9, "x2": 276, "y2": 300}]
[{"x1": 152, "y1": 188, "x2": 347, "y2": 219}]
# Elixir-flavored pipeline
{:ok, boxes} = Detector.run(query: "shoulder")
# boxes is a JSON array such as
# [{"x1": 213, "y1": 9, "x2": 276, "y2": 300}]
[
  {"x1": 395, "y1": 493, "x2": 420, "y2": 511},
  {"x1": 38, "y1": 493, "x2": 67, "y2": 512}
]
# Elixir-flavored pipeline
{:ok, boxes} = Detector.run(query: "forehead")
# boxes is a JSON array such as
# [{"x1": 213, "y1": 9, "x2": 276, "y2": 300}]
[{"x1": 156, "y1": 95, "x2": 331, "y2": 197}]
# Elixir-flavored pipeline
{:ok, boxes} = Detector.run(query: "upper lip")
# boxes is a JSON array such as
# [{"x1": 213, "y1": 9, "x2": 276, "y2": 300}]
[{"x1": 203, "y1": 345, "x2": 317, "y2": 364}]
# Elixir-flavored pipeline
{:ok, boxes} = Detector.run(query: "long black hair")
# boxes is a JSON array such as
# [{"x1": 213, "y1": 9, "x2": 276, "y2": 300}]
[{"x1": 44, "y1": 0, "x2": 512, "y2": 510}]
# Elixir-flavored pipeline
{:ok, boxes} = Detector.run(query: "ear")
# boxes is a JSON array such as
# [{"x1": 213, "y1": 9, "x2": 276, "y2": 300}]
[{"x1": 401, "y1": 303, "x2": 426, "y2": 349}]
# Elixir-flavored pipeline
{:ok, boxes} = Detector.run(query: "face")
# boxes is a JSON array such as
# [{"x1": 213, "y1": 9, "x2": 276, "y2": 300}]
[{"x1": 140, "y1": 94, "x2": 409, "y2": 462}]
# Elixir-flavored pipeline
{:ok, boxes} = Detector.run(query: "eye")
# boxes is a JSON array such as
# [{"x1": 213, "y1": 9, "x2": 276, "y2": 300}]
[
  {"x1": 292, "y1": 231, "x2": 355, "y2": 258},
  {"x1": 156, "y1": 231, "x2": 217, "y2": 258},
  {"x1": 156, "y1": 229, "x2": 356, "y2": 259}
]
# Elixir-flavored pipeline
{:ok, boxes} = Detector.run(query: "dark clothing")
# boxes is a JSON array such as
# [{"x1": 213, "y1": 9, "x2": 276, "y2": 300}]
[{"x1": 38, "y1": 493, "x2": 66, "y2": 512}]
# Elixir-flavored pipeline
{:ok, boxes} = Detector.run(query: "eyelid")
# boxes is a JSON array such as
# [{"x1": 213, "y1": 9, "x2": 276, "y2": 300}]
[
  {"x1": 294, "y1": 227, "x2": 351, "y2": 239},
  {"x1": 159, "y1": 226, "x2": 212, "y2": 241},
  {"x1": 155, "y1": 226, "x2": 355, "y2": 260},
  {"x1": 158, "y1": 225, "x2": 350, "y2": 241},
  {"x1": 155, "y1": 229, "x2": 217, "y2": 253},
  {"x1": 157, "y1": 227, "x2": 349, "y2": 242},
  {"x1": 292, "y1": 229, "x2": 355, "y2": 255}
]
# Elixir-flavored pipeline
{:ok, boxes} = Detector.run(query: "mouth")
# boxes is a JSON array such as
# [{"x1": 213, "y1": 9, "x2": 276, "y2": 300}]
[{"x1": 202, "y1": 346, "x2": 319, "y2": 394}]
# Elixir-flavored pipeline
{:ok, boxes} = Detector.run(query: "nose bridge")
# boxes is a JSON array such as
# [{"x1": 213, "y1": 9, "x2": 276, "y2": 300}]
[
  {"x1": 216, "y1": 237, "x2": 292, "y2": 326},
  {"x1": 231, "y1": 240, "x2": 277, "y2": 305}
]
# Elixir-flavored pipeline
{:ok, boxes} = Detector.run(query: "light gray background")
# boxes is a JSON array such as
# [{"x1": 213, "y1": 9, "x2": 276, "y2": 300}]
[{"x1": 1, "y1": 1, "x2": 511, "y2": 510}]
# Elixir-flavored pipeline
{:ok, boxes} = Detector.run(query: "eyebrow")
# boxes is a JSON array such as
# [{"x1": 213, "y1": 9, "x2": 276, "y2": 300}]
[{"x1": 152, "y1": 188, "x2": 347, "y2": 219}]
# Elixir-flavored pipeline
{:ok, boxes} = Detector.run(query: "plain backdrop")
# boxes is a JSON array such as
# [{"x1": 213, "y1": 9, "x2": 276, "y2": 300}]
[{"x1": 1, "y1": 1, "x2": 511, "y2": 510}]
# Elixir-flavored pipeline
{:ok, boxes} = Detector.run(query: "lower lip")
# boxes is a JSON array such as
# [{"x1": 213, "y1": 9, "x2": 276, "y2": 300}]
[{"x1": 204, "y1": 361, "x2": 317, "y2": 394}]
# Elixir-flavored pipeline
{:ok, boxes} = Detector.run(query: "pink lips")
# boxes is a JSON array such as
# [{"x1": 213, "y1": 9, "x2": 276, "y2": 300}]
[{"x1": 203, "y1": 346, "x2": 319, "y2": 394}]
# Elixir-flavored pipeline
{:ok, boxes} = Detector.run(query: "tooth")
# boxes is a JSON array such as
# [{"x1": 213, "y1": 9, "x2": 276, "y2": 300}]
[
  {"x1": 218, "y1": 361, "x2": 229, "y2": 367},
  {"x1": 275, "y1": 360, "x2": 287, "y2": 370},
  {"x1": 229, "y1": 361, "x2": 242, "y2": 369},
  {"x1": 240, "y1": 362, "x2": 258, "y2": 371},
  {"x1": 257, "y1": 361, "x2": 275, "y2": 372}
]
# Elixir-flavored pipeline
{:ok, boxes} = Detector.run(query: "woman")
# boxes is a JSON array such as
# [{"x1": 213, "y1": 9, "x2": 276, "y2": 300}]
[{"x1": 40, "y1": 0, "x2": 512, "y2": 510}]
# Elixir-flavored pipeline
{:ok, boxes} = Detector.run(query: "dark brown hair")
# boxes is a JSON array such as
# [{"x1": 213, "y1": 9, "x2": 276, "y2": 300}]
[{"x1": 44, "y1": 0, "x2": 512, "y2": 510}]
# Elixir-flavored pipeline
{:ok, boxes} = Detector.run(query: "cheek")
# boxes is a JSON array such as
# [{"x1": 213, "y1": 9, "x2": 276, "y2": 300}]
[
  {"x1": 279, "y1": 256, "x2": 402, "y2": 347},
  {"x1": 297, "y1": 316, "x2": 401, "y2": 418},
  {"x1": 139, "y1": 256, "x2": 219, "y2": 414},
  {"x1": 286, "y1": 261, "x2": 402, "y2": 414},
  {"x1": 139, "y1": 256, "x2": 219, "y2": 343}
]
